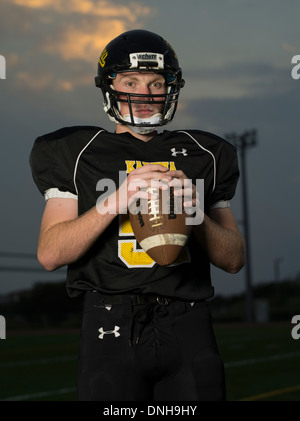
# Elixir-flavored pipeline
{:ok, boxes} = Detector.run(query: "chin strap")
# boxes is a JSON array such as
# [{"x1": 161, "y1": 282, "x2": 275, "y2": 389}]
[{"x1": 122, "y1": 113, "x2": 163, "y2": 135}]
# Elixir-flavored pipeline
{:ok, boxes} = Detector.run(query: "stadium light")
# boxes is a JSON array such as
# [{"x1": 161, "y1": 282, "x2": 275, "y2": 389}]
[{"x1": 225, "y1": 130, "x2": 257, "y2": 323}]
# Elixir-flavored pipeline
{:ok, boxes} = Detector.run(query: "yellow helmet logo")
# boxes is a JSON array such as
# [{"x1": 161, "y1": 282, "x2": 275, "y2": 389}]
[{"x1": 99, "y1": 49, "x2": 108, "y2": 68}]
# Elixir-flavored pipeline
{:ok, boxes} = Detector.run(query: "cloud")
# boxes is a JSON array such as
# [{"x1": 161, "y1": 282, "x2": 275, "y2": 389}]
[
  {"x1": 12, "y1": 0, "x2": 54, "y2": 8},
  {"x1": 15, "y1": 71, "x2": 54, "y2": 90},
  {"x1": 12, "y1": 0, "x2": 151, "y2": 21},
  {"x1": 281, "y1": 42, "x2": 298, "y2": 54},
  {"x1": 41, "y1": 20, "x2": 126, "y2": 62},
  {"x1": 182, "y1": 61, "x2": 291, "y2": 100},
  {"x1": 14, "y1": 70, "x2": 89, "y2": 91},
  {"x1": 7, "y1": 0, "x2": 153, "y2": 91}
]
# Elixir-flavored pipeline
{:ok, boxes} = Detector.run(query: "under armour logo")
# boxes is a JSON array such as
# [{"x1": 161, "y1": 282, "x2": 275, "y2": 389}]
[
  {"x1": 98, "y1": 325, "x2": 120, "y2": 339},
  {"x1": 171, "y1": 148, "x2": 188, "y2": 156}
]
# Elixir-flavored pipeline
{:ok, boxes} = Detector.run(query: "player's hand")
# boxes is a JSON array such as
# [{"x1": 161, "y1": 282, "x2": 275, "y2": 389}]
[
  {"x1": 166, "y1": 170, "x2": 199, "y2": 210},
  {"x1": 118, "y1": 164, "x2": 172, "y2": 214},
  {"x1": 165, "y1": 169, "x2": 203, "y2": 225}
]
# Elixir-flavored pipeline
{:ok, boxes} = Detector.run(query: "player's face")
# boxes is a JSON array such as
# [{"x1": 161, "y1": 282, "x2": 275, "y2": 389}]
[{"x1": 112, "y1": 72, "x2": 166, "y2": 118}]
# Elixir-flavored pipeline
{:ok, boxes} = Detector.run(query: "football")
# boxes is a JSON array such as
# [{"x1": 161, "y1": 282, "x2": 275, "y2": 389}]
[{"x1": 129, "y1": 184, "x2": 191, "y2": 266}]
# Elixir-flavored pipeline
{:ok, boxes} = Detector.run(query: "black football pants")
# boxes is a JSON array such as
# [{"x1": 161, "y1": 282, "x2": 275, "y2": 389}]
[{"x1": 77, "y1": 291, "x2": 226, "y2": 401}]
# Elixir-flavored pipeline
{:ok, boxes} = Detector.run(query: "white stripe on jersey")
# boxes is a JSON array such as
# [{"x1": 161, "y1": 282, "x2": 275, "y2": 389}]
[
  {"x1": 73, "y1": 129, "x2": 104, "y2": 195},
  {"x1": 177, "y1": 131, "x2": 217, "y2": 192}
]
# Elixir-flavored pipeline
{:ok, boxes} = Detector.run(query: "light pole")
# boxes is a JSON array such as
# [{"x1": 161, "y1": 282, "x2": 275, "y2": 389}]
[
  {"x1": 225, "y1": 130, "x2": 257, "y2": 322},
  {"x1": 274, "y1": 257, "x2": 284, "y2": 282}
]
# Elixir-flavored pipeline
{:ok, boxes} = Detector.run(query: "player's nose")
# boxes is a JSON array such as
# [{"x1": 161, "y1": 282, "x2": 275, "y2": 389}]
[{"x1": 136, "y1": 84, "x2": 152, "y2": 100}]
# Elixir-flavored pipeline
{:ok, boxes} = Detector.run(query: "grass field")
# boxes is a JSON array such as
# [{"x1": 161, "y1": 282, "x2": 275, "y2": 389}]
[{"x1": 0, "y1": 323, "x2": 299, "y2": 401}]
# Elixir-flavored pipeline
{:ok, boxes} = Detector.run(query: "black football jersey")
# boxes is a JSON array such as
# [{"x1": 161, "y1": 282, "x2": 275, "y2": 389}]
[{"x1": 29, "y1": 126, "x2": 239, "y2": 300}]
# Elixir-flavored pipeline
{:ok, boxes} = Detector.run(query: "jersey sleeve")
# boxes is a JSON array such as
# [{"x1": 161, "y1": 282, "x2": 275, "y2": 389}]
[
  {"x1": 30, "y1": 126, "x2": 104, "y2": 199},
  {"x1": 209, "y1": 142, "x2": 239, "y2": 207},
  {"x1": 29, "y1": 130, "x2": 77, "y2": 198}
]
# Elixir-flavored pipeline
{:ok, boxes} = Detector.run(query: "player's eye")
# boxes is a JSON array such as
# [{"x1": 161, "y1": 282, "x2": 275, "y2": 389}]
[
  {"x1": 125, "y1": 81, "x2": 135, "y2": 88},
  {"x1": 152, "y1": 82, "x2": 163, "y2": 89}
]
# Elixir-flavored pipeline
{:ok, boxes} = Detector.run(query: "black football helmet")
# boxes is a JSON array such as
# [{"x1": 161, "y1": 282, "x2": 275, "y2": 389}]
[{"x1": 95, "y1": 29, "x2": 185, "y2": 129}]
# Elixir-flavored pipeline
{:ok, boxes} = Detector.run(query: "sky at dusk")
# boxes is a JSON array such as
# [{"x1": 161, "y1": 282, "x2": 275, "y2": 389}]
[{"x1": 0, "y1": 0, "x2": 300, "y2": 298}]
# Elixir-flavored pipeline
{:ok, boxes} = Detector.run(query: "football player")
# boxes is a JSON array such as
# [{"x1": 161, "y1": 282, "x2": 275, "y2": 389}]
[{"x1": 30, "y1": 29, "x2": 245, "y2": 401}]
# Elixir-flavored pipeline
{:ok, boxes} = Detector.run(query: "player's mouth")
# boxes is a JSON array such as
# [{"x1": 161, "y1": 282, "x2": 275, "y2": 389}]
[{"x1": 134, "y1": 107, "x2": 156, "y2": 117}]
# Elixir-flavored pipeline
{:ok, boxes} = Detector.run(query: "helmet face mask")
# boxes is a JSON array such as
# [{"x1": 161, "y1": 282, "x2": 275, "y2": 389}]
[
  {"x1": 95, "y1": 30, "x2": 185, "y2": 129},
  {"x1": 101, "y1": 71, "x2": 182, "y2": 127}
]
